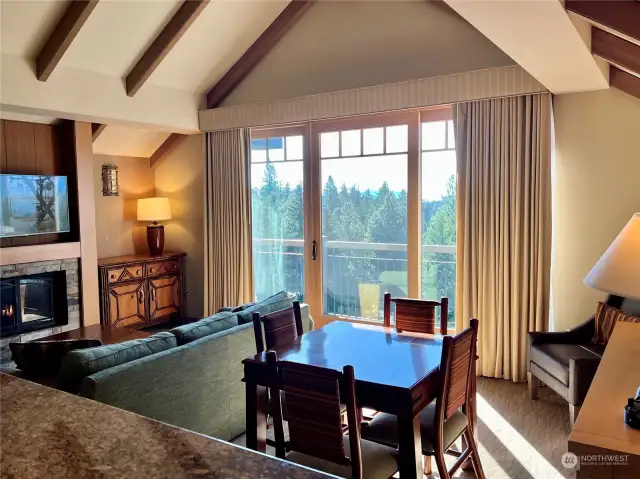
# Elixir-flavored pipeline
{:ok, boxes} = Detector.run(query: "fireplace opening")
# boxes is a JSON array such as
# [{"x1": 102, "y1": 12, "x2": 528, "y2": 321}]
[{"x1": 0, "y1": 271, "x2": 68, "y2": 337}]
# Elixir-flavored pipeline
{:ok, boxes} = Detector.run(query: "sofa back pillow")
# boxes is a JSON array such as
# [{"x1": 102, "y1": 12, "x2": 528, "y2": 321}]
[
  {"x1": 170, "y1": 312, "x2": 238, "y2": 346},
  {"x1": 592, "y1": 301, "x2": 640, "y2": 345},
  {"x1": 237, "y1": 291, "x2": 297, "y2": 325},
  {"x1": 56, "y1": 332, "x2": 176, "y2": 394}
]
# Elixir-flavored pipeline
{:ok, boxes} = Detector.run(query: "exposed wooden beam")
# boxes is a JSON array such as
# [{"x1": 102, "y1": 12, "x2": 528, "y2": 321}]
[
  {"x1": 566, "y1": 0, "x2": 640, "y2": 44},
  {"x1": 36, "y1": 0, "x2": 100, "y2": 81},
  {"x1": 592, "y1": 28, "x2": 640, "y2": 77},
  {"x1": 610, "y1": 66, "x2": 640, "y2": 101},
  {"x1": 126, "y1": 0, "x2": 209, "y2": 97},
  {"x1": 150, "y1": 133, "x2": 187, "y2": 167},
  {"x1": 205, "y1": 0, "x2": 316, "y2": 109},
  {"x1": 91, "y1": 123, "x2": 106, "y2": 142}
]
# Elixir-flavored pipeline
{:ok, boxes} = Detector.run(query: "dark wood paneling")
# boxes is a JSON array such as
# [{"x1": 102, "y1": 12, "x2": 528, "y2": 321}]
[
  {"x1": 610, "y1": 66, "x2": 640, "y2": 101},
  {"x1": 4, "y1": 120, "x2": 36, "y2": 174},
  {"x1": 592, "y1": 28, "x2": 640, "y2": 77},
  {"x1": 36, "y1": 0, "x2": 100, "y2": 81},
  {"x1": 205, "y1": 0, "x2": 316, "y2": 108},
  {"x1": 34, "y1": 124, "x2": 62, "y2": 175},
  {"x1": 0, "y1": 120, "x2": 6, "y2": 172},
  {"x1": 566, "y1": 0, "x2": 640, "y2": 44},
  {"x1": 126, "y1": 0, "x2": 209, "y2": 96}
]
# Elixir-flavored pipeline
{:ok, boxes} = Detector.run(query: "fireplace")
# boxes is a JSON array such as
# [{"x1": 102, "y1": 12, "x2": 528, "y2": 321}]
[{"x1": 0, "y1": 272, "x2": 68, "y2": 337}]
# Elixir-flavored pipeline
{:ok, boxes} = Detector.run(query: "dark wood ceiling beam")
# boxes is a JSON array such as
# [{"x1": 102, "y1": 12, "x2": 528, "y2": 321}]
[
  {"x1": 125, "y1": 0, "x2": 209, "y2": 97},
  {"x1": 610, "y1": 66, "x2": 640, "y2": 101},
  {"x1": 205, "y1": 0, "x2": 315, "y2": 109},
  {"x1": 150, "y1": 133, "x2": 187, "y2": 167},
  {"x1": 566, "y1": 0, "x2": 640, "y2": 44},
  {"x1": 592, "y1": 28, "x2": 640, "y2": 77},
  {"x1": 91, "y1": 123, "x2": 107, "y2": 142},
  {"x1": 36, "y1": 0, "x2": 100, "y2": 81}
]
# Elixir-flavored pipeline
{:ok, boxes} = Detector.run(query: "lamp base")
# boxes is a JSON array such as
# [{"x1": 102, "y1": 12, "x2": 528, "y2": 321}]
[{"x1": 147, "y1": 223, "x2": 165, "y2": 256}]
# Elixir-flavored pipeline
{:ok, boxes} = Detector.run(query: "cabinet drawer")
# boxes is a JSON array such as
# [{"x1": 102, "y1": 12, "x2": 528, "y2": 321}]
[
  {"x1": 106, "y1": 264, "x2": 145, "y2": 283},
  {"x1": 147, "y1": 260, "x2": 179, "y2": 277}
]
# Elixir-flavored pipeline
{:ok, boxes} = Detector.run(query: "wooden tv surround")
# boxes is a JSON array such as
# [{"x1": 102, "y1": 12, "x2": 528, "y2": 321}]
[
  {"x1": 569, "y1": 322, "x2": 640, "y2": 478},
  {"x1": 98, "y1": 253, "x2": 185, "y2": 329}
]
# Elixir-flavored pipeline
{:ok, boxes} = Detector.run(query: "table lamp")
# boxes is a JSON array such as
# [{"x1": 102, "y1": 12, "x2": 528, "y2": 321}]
[
  {"x1": 584, "y1": 213, "x2": 640, "y2": 300},
  {"x1": 137, "y1": 197, "x2": 172, "y2": 256}
]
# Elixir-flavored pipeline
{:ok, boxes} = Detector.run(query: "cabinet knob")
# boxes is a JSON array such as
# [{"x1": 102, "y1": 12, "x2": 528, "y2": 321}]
[
  {"x1": 150, "y1": 269, "x2": 154, "y2": 273},
  {"x1": 137, "y1": 270, "x2": 141, "y2": 275},
  {"x1": 110, "y1": 275, "x2": 116, "y2": 279}
]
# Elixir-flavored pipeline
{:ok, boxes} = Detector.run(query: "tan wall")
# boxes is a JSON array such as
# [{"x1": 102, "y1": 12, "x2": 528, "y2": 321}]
[
  {"x1": 93, "y1": 155, "x2": 154, "y2": 259},
  {"x1": 552, "y1": 89, "x2": 640, "y2": 331},
  {"x1": 153, "y1": 135, "x2": 205, "y2": 319},
  {"x1": 223, "y1": 0, "x2": 514, "y2": 106}
]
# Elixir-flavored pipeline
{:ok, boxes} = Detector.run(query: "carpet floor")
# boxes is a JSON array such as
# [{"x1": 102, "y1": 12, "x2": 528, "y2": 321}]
[{"x1": 233, "y1": 377, "x2": 576, "y2": 478}]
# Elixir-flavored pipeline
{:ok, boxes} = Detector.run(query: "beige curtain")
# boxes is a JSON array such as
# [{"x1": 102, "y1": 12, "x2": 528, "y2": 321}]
[
  {"x1": 204, "y1": 129, "x2": 253, "y2": 316},
  {"x1": 455, "y1": 93, "x2": 552, "y2": 382}
]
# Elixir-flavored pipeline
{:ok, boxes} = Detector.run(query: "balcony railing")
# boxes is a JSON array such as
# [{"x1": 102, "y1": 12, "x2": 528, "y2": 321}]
[{"x1": 253, "y1": 238, "x2": 456, "y2": 326}]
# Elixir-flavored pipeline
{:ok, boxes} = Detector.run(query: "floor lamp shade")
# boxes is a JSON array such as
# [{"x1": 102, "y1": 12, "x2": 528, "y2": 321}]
[
  {"x1": 137, "y1": 198, "x2": 172, "y2": 256},
  {"x1": 584, "y1": 213, "x2": 640, "y2": 300}
]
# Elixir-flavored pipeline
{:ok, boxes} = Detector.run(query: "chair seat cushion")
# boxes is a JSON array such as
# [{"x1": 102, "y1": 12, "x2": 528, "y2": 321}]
[
  {"x1": 286, "y1": 435, "x2": 398, "y2": 479},
  {"x1": 530, "y1": 343, "x2": 600, "y2": 386},
  {"x1": 360, "y1": 404, "x2": 468, "y2": 454}
]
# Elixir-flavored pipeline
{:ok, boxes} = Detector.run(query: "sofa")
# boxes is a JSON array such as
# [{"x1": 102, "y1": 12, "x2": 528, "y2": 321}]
[
  {"x1": 527, "y1": 295, "x2": 640, "y2": 426},
  {"x1": 13, "y1": 292, "x2": 312, "y2": 442}
]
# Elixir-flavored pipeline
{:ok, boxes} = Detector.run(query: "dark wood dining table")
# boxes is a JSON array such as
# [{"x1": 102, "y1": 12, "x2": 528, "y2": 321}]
[{"x1": 242, "y1": 320, "x2": 477, "y2": 479}]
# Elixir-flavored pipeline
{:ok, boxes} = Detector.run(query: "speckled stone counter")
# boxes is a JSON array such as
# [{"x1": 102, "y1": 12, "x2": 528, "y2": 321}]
[{"x1": 0, "y1": 374, "x2": 333, "y2": 479}]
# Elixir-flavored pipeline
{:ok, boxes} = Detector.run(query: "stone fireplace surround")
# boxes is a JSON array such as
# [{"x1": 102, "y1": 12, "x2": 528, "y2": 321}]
[{"x1": 0, "y1": 259, "x2": 80, "y2": 365}]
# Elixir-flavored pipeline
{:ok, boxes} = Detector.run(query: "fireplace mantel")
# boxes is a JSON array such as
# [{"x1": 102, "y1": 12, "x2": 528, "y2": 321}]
[{"x1": 0, "y1": 243, "x2": 81, "y2": 267}]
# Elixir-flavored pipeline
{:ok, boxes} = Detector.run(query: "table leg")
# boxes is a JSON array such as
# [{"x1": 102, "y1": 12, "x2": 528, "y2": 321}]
[
  {"x1": 245, "y1": 379, "x2": 268, "y2": 453},
  {"x1": 398, "y1": 412, "x2": 423, "y2": 479}
]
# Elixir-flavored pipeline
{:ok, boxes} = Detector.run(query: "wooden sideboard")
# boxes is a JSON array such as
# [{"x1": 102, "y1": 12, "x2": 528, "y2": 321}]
[
  {"x1": 569, "y1": 321, "x2": 640, "y2": 478},
  {"x1": 98, "y1": 252, "x2": 185, "y2": 329}
]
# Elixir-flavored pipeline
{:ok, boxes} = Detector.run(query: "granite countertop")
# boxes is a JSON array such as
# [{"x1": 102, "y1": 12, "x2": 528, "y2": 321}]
[{"x1": 0, "y1": 374, "x2": 333, "y2": 479}]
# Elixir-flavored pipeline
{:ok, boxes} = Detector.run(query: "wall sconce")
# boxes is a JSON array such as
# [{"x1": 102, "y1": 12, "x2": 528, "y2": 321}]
[{"x1": 101, "y1": 165, "x2": 119, "y2": 196}]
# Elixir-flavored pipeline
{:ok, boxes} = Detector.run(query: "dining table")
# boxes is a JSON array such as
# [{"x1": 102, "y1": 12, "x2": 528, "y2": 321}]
[{"x1": 242, "y1": 320, "x2": 478, "y2": 479}]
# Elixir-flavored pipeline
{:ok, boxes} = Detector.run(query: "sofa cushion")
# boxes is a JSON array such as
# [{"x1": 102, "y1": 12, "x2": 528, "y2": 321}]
[
  {"x1": 592, "y1": 302, "x2": 640, "y2": 346},
  {"x1": 56, "y1": 332, "x2": 176, "y2": 394},
  {"x1": 237, "y1": 291, "x2": 297, "y2": 325},
  {"x1": 170, "y1": 312, "x2": 238, "y2": 346},
  {"x1": 530, "y1": 343, "x2": 599, "y2": 386}
]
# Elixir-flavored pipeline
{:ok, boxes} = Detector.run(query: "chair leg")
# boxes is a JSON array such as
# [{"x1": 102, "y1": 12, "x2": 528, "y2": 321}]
[
  {"x1": 464, "y1": 428, "x2": 486, "y2": 479},
  {"x1": 569, "y1": 404, "x2": 581, "y2": 429},
  {"x1": 423, "y1": 455, "x2": 432, "y2": 476},
  {"x1": 527, "y1": 371, "x2": 539, "y2": 400},
  {"x1": 433, "y1": 447, "x2": 450, "y2": 479}
]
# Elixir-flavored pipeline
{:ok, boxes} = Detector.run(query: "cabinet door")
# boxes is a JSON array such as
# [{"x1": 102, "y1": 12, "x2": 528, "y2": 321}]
[
  {"x1": 148, "y1": 276, "x2": 180, "y2": 322},
  {"x1": 107, "y1": 281, "x2": 147, "y2": 328}
]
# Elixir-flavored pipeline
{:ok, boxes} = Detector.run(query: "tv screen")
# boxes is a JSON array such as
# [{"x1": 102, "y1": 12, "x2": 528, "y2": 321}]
[{"x1": 0, "y1": 175, "x2": 70, "y2": 238}]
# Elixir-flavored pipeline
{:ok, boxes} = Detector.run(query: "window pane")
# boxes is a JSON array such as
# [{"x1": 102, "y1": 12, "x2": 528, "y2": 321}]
[
  {"x1": 421, "y1": 149, "x2": 456, "y2": 329},
  {"x1": 251, "y1": 148, "x2": 267, "y2": 163},
  {"x1": 267, "y1": 137, "x2": 285, "y2": 162},
  {"x1": 321, "y1": 131, "x2": 340, "y2": 158},
  {"x1": 321, "y1": 148, "x2": 408, "y2": 321},
  {"x1": 251, "y1": 138, "x2": 304, "y2": 301},
  {"x1": 363, "y1": 127, "x2": 384, "y2": 155},
  {"x1": 385, "y1": 125, "x2": 408, "y2": 153},
  {"x1": 286, "y1": 135, "x2": 303, "y2": 160},
  {"x1": 447, "y1": 120, "x2": 455, "y2": 149},
  {"x1": 251, "y1": 138, "x2": 266, "y2": 150},
  {"x1": 341, "y1": 129, "x2": 361, "y2": 157},
  {"x1": 421, "y1": 121, "x2": 446, "y2": 151}
]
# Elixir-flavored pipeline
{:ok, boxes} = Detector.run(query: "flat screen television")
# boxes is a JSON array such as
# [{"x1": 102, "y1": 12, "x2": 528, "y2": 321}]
[{"x1": 0, "y1": 174, "x2": 70, "y2": 238}]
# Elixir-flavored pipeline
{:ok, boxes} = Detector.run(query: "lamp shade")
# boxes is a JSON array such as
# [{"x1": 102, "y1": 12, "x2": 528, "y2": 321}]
[
  {"x1": 584, "y1": 213, "x2": 640, "y2": 300},
  {"x1": 137, "y1": 197, "x2": 172, "y2": 222}
]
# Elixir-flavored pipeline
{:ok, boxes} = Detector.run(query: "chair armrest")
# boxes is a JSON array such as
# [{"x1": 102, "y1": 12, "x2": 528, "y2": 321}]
[
  {"x1": 568, "y1": 356, "x2": 601, "y2": 406},
  {"x1": 528, "y1": 316, "x2": 595, "y2": 346}
]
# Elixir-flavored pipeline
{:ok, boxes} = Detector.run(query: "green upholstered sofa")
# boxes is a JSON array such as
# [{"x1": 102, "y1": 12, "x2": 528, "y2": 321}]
[{"x1": 69, "y1": 293, "x2": 312, "y2": 442}]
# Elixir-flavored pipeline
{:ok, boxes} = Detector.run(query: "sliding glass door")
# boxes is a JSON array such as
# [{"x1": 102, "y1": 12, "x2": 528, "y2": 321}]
[{"x1": 250, "y1": 108, "x2": 456, "y2": 328}]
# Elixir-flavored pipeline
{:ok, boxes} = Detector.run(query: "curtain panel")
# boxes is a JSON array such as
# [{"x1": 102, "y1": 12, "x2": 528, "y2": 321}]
[
  {"x1": 204, "y1": 129, "x2": 254, "y2": 316},
  {"x1": 454, "y1": 93, "x2": 552, "y2": 382}
]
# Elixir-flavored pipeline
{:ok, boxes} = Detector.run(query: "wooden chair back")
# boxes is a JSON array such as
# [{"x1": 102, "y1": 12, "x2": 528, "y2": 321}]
[
  {"x1": 383, "y1": 292, "x2": 449, "y2": 335},
  {"x1": 436, "y1": 318, "x2": 478, "y2": 421},
  {"x1": 266, "y1": 351, "x2": 363, "y2": 479},
  {"x1": 252, "y1": 301, "x2": 303, "y2": 353}
]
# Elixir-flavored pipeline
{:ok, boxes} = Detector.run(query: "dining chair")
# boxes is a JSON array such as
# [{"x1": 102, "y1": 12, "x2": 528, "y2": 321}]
[
  {"x1": 361, "y1": 318, "x2": 485, "y2": 479},
  {"x1": 383, "y1": 292, "x2": 449, "y2": 335},
  {"x1": 266, "y1": 351, "x2": 400, "y2": 479},
  {"x1": 252, "y1": 300, "x2": 304, "y2": 353}
]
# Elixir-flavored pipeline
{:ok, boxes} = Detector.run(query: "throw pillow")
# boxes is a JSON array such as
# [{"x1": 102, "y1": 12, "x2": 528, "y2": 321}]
[
  {"x1": 56, "y1": 332, "x2": 176, "y2": 394},
  {"x1": 237, "y1": 291, "x2": 296, "y2": 325},
  {"x1": 10, "y1": 339, "x2": 102, "y2": 378},
  {"x1": 170, "y1": 312, "x2": 238, "y2": 345},
  {"x1": 592, "y1": 301, "x2": 640, "y2": 346}
]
